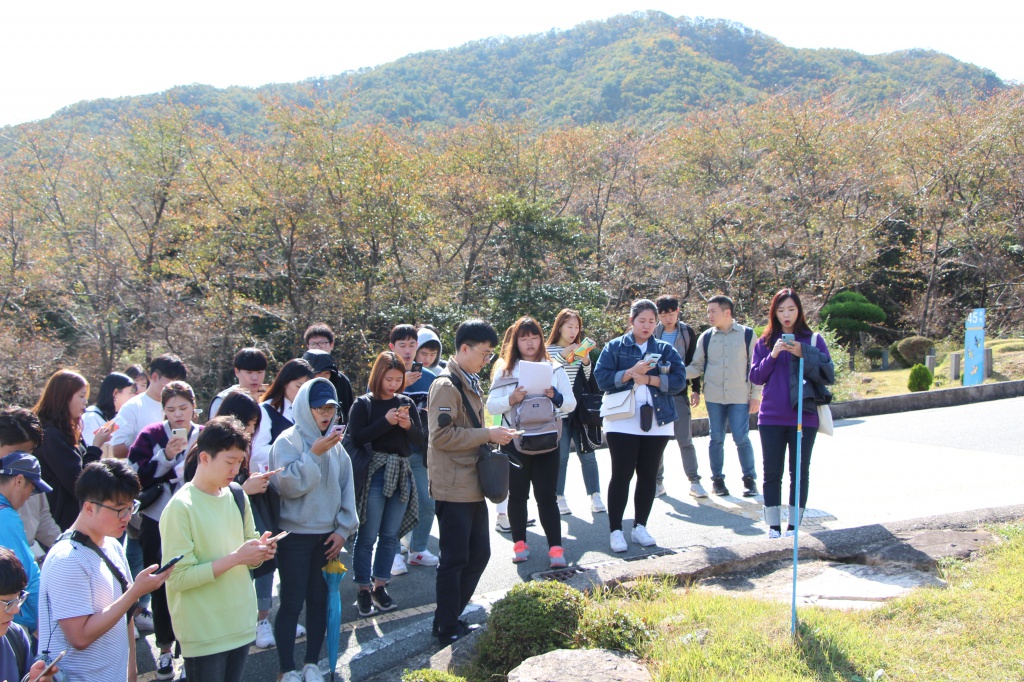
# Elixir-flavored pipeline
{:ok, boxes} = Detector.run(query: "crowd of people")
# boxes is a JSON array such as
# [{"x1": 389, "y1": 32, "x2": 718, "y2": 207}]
[{"x1": 0, "y1": 287, "x2": 834, "y2": 681}]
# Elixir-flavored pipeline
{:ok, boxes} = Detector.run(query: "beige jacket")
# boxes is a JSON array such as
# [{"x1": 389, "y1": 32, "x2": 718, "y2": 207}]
[
  {"x1": 18, "y1": 493, "x2": 62, "y2": 558},
  {"x1": 426, "y1": 358, "x2": 492, "y2": 503},
  {"x1": 686, "y1": 322, "x2": 763, "y2": 404}
]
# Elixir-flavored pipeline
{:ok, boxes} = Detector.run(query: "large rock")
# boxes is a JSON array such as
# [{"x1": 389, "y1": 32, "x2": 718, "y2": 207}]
[{"x1": 507, "y1": 649, "x2": 652, "y2": 682}]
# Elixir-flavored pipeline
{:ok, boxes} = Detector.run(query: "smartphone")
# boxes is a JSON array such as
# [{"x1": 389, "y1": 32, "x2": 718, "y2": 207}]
[
  {"x1": 154, "y1": 555, "x2": 183, "y2": 575},
  {"x1": 331, "y1": 424, "x2": 346, "y2": 437},
  {"x1": 411, "y1": 361, "x2": 423, "y2": 373},
  {"x1": 643, "y1": 353, "x2": 662, "y2": 365},
  {"x1": 263, "y1": 467, "x2": 285, "y2": 476},
  {"x1": 269, "y1": 530, "x2": 290, "y2": 543},
  {"x1": 782, "y1": 333, "x2": 796, "y2": 344},
  {"x1": 170, "y1": 428, "x2": 187, "y2": 440},
  {"x1": 31, "y1": 650, "x2": 65, "y2": 682},
  {"x1": 396, "y1": 405, "x2": 410, "y2": 415}
]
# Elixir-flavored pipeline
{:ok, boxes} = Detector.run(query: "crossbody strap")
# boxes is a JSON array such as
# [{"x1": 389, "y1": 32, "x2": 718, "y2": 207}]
[
  {"x1": 448, "y1": 374, "x2": 483, "y2": 429},
  {"x1": 64, "y1": 530, "x2": 137, "y2": 621}
]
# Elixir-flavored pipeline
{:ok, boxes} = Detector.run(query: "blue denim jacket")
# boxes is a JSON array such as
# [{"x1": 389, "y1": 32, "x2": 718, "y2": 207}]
[{"x1": 594, "y1": 332, "x2": 687, "y2": 426}]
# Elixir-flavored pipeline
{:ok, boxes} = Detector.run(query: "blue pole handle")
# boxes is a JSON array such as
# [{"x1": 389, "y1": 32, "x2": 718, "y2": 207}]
[{"x1": 791, "y1": 355, "x2": 805, "y2": 638}]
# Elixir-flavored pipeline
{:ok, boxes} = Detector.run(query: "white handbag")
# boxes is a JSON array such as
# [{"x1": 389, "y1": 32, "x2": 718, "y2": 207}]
[
  {"x1": 600, "y1": 387, "x2": 636, "y2": 421},
  {"x1": 817, "y1": 404, "x2": 834, "y2": 436}
]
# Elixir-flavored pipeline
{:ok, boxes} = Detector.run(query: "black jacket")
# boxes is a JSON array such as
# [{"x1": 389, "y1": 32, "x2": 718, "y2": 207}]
[{"x1": 37, "y1": 423, "x2": 102, "y2": 530}]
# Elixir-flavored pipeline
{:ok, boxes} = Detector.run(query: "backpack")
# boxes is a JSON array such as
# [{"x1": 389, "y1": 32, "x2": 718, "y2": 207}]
[
  {"x1": 703, "y1": 325, "x2": 755, "y2": 378},
  {"x1": 492, "y1": 375, "x2": 563, "y2": 455},
  {"x1": 4, "y1": 622, "x2": 29, "y2": 677}
]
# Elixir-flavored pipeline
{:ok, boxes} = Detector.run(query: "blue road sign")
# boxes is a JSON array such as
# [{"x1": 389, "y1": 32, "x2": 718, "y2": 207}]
[{"x1": 964, "y1": 308, "x2": 986, "y2": 386}]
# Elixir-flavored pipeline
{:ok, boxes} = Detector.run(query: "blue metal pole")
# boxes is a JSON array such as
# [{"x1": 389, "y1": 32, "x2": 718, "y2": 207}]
[{"x1": 791, "y1": 355, "x2": 805, "y2": 638}]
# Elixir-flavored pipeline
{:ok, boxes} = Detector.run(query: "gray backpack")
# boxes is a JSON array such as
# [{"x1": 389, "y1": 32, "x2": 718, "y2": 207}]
[{"x1": 491, "y1": 375, "x2": 563, "y2": 455}]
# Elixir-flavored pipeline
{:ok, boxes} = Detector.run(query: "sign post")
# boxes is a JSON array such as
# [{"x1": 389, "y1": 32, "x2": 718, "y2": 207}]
[{"x1": 963, "y1": 308, "x2": 986, "y2": 387}]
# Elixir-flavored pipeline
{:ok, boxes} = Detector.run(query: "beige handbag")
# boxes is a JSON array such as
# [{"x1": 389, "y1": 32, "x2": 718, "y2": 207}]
[{"x1": 599, "y1": 387, "x2": 636, "y2": 421}]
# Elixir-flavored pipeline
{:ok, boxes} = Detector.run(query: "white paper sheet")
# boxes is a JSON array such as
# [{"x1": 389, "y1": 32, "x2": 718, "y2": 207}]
[{"x1": 518, "y1": 361, "x2": 554, "y2": 395}]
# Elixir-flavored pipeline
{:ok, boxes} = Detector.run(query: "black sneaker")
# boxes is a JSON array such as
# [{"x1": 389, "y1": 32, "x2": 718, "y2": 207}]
[
  {"x1": 356, "y1": 589, "x2": 378, "y2": 617},
  {"x1": 742, "y1": 475, "x2": 758, "y2": 497},
  {"x1": 711, "y1": 478, "x2": 730, "y2": 496},
  {"x1": 156, "y1": 652, "x2": 175, "y2": 680},
  {"x1": 434, "y1": 619, "x2": 478, "y2": 645},
  {"x1": 371, "y1": 585, "x2": 397, "y2": 612}
]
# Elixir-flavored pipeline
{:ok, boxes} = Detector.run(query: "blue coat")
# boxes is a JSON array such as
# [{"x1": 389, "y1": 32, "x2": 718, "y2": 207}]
[{"x1": 594, "y1": 332, "x2": 687, "y2": 426}]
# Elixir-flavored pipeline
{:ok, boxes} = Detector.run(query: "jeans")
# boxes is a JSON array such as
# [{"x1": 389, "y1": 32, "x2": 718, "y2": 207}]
[
  {"x1": 556, "y1": 424, "x2": 600, "y2": 496},
  {"x1": 139, "y1": 516, "x2": 175, "y2": 648},
  {"x1": 254, "y1": 570, "x2": 274, "y2": 612},
  {"x1": 606, "y1": 433, "x2": 670, "y2": 532},
  {"x1": 759, "y1": 424, "x2": 818, "y2": 521},
  {"x1": 407, "y1": 448, "x2": 435, "y2": 552},
  {"x1": 434, "y1": 500, "x2": 490, "y2": 637},
  {"x1": 274, "y1": 532, "x2": 329, "y2": 673},
  {"x1": 706, "y1": 402, "x2": 757, "y2": 480},
  {"x1": 509, "y1": 448, "x2": 561, "y2": 547},
  {"x1": 353, "y1": 468, "x2": 409, "y2": 585},
  {"x1": 183, "y1": 642, "x2": 250, "y2": 682},
  {"x1": 124, "y1": 536, "x2": 150, "y2": 609},
  {"x1": 657, "y1": 395, "x2": 700, "y2": 484}
]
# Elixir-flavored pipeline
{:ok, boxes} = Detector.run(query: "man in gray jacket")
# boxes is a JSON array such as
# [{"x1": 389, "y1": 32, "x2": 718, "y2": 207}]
[{"x1": 685, "y1": 295, "x2": 762, "y2": 497}]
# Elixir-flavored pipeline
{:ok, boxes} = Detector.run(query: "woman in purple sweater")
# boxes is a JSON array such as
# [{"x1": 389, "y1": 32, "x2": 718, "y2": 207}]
[{"x1": 749, "y1": 289, "x2": 834, "y2": 539}]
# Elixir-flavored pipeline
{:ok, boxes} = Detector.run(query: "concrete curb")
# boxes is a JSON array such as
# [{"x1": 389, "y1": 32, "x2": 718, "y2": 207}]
[
  {"x1": 562, "y1": 504, "x2": 1024, "y2": 593},
  {"x1": 689, "y1": 379, "x2": 1024, "y2": 437}
]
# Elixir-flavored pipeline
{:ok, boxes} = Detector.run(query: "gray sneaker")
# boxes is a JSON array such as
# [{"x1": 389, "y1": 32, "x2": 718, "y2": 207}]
[{"x1": 689, "y1": 483, "x2": 708, "y2": 498}]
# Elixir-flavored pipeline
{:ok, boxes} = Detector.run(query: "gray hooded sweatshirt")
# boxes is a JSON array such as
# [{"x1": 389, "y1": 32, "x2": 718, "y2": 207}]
[{"x1": 270, "y1": 377, "x2": 359, "y2": 539}]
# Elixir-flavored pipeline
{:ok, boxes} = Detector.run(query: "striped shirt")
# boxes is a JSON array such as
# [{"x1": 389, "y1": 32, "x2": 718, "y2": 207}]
[{"x1": 547, "y1": 345, "x2": 591, "y2": 419}]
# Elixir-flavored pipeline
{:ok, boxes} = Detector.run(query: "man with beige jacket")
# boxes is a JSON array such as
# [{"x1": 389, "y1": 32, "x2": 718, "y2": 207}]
[
  {"x1": 686, "y1": 295, "x2": 762, "y2": 498},
  {"x1": 426, "y1": 320, "x2": 517, "y2": 646}
]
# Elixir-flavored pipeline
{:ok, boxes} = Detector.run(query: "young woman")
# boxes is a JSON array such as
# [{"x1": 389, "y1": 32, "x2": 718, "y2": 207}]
[
  {"x1": 82, "y1": 371, "x2": 137, "y2": 443},
  {"x1": 252, "y1": 359, "x2": 315, "y2": 474},
  {"x1": 487, "y1": 317, "x2": 576, "y2": 568},
  {"x1": 346, "y1": 352, "x2": 422, "y2": 616},
  {"x1": 33, "y1": 369, "x2": 117, "y2": 530},
  {"x1": 594, "y1": 299, "x2": 686, "y2": 553},
  {"x1": 128, "y1": 380, "x2": 201, "y2": 677},
  {"x1": 749, "y1": 289, "x2": 834, "y2": 538},
  {"x1": 270, "y1": 378, "x2": 358, "y2": 682},
  {"x1": 547, "y1": 308, "x2": 604, "y2": 516}
]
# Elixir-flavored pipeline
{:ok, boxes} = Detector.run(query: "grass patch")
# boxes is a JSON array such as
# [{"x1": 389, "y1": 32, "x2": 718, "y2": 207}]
[{"x1": 592, "y1": 523, "x2": 1024, "y2": 681}]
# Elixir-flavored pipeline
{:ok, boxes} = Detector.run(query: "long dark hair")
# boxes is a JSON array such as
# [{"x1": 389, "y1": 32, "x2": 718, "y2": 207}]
[
  {"x1": 94, "y1": 372, "x2": 134, "y2": 421},
  {"x1": 32, "y1": 369, "x2": 88, "y2": 445},
  {"x1": 260, "y1": 359, "x2": 315, "y2": 412},
  {"x1": 185, "y1": 392, "x2": 261, "y2": 481},
  {"x1": 496, "y1": 317, "x2": 550, "y2": 378},
  {"x1": 761, "y1": 288, "x2": 813, "y2": 342}
]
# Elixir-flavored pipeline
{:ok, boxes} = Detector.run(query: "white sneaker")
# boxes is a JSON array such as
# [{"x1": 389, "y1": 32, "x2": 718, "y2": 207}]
[
  {"x1": 768, "y1": 529, "x2": 782, "y2": 539},
  {"x1": 280, "y1": 672, "x2": 303, "y2": 682},
  {"x1": 255, "y1": 618, "x2": 275, "y2": 648},
  {"x1": 408, "y1": 549, "x2": 440, "y2": 566},
  {"x1": 134, "y1": 608, "x2": 155, "y2": 631},
  {"x1": 391, "y1": 553, "x2": 408, "y2": 575},
  {"x1": 689, "y1": 483, "x2": 708, "y2": 498},
  {"x1": 631, "y1": 524, "x2": 656, "y2": 547},
  {"x1": 655, "y1": 483, "x2": 667, "y2": 497},
  {"x1": 302, "y1": 663, "x2": 324, "y2": 681},
  {"x1": 296, "y1": 622, "x2": 306, "y2": 638},
  {"x1": 494, "y1": 513, "x2": 511, "y2": 533},
  {"x1": 784, "y1": 529, "x2": 796, "y2": 537},
  {"x1": 556, "y1": 495, "x2": 571, "y2": 515},
  {"x1": 609, "y1": 530, "x2": 628, "y2": 552},
  {"x1": 590, "y1": 493, "x2": 606, "y2": 513}
]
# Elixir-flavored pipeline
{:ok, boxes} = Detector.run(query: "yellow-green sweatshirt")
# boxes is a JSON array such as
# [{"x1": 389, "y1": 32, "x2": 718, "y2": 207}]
[{"x1": 159, "y1": 482, "x2": 259, "y2": 657}]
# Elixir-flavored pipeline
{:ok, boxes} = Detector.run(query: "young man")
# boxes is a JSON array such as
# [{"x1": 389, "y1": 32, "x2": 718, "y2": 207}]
[
  {"x1": 685, "y1": 295, "x2": 762, "y2": 497},
  {"x1": 0, "y1": 450, "x2": 52, "y2": 635},
  {"x1": 111, "y1": 354, "x2": 188, "y2": 459},
  {"x1": 208, "y1": 348, "x2": 269, "y2": 418},
  {"x1": 652, "y1": 295, "x2": 706, "y2": 498},
  {"x1": 405, "y1": 327, "x2": 441, "y2": 394},
  {"x1": 160, "y1": 417, "x2": 277, "y2": 682},
  {"x1": 38, "y1": 460, "x2": 169, "y2": 681},
  {"x1": 302, "y1": 323, "x2": 356, "y2": 421},
  {"x1": 2, "y1": 406, "x2": 60, "y2": 562},
  {"x1": 427, "y1": 320, "x2": 517, "y2": 645},
  {"x1": 1, "y1": 549, "x2": 59, "y2": 682}
]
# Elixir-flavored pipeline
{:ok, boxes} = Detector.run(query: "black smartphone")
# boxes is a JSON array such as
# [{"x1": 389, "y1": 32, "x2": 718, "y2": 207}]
[
  {"x1": 411, "y1": 361, "x2": 423, "y2": 373},
  {"x1": 154, "y1": 554, "x2": 184, "y2": 575}
]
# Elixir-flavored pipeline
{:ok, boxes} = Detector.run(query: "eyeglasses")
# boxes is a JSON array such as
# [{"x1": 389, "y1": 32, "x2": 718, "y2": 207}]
[
  {"x1": 308, "y1": 340, "x2": 332, "y2": 349},
  {"x1": 92, "y1": 499, "x2": 141, "y2": 520},
  {"x1": 2, "y1": 590, "x2": 29, "y2": 614},
  {"x1": 311, "y1": 404, "x2": 338, "y2": 415},
  {"x1": 468, "y1": 345, "x2": 496, "y2": 363}
]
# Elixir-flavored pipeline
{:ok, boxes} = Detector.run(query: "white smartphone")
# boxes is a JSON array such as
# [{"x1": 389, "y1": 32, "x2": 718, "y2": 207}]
[
  {"x1": 31, "y1": 650, "x2": 65, "y2": 682},
  {"x1": 643, "y1": 353, "x2": 662, "y2": 365},
  {"x1": 170, "y1": 428, "x2": 187, "y2": 440},
  {"x1": 269, "y1": 530, "x2": 290, "y2": 543}
]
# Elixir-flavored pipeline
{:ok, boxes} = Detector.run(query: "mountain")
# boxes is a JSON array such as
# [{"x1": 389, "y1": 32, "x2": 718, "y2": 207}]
[{"x1": 7, "y1": 11, "x2": 1004, "y2": 137}]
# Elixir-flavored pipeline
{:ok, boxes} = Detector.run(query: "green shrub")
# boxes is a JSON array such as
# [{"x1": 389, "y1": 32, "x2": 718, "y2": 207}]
[
  {"x1": 908, "y1": 364, "x2": 934, "y2": 392},
  {"x1": 889, "y1": 341, "x2": 906, "y2": 368},
  {"x1": 474, "y1": 581, "x2": 586, "y2": 677},
  {"x1": 401, "y1": 670, "x2": 466, "y2": 682},
  {"x1": 573, "y1": 603, "x2": 656, "y2": 656},
  {"x1": 897, "y1": 336, "x2": 934, "y2": 366},
  {"x1": 863, "y1": 347, "x2": 884, "y2": 360}
]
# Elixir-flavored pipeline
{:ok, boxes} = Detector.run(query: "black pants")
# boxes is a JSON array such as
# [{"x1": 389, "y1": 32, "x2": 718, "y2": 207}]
[
  {"x1": 139, "y1": 515, "x2": 175, "y2": 648},
  {"x1": 183, "y1": 642, "x2": 250, "y2": 682},
  {"x1": 434, "y1": 500, "x2": 490, "y2": 636},
  {"x1": 759, "y1": 424, "x2": 818, "y2": 509},
  {"x1": 274, "y1": 532, "x2": 329, "y2": 673},
  {"x1": 606, "y1": 433, "x2": 670, "y2": 532},
  {"x1": 508, "y1": 448, "x2": 561, "y2": 547}
]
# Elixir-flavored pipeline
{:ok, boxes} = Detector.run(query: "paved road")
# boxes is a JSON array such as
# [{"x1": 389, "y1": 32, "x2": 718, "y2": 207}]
[{"x1": 138, "y1": 396, "x2": 1024, "y2": 680}]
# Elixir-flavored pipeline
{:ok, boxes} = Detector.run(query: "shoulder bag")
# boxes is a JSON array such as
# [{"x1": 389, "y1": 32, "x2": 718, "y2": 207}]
[{"x1": 450, "y1": 374, "x2": 521, "y2": 504}]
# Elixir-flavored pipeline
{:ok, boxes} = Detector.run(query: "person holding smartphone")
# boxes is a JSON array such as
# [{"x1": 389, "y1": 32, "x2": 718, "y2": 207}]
[
  {"x1": 160, "y1": 417, "x2": 277, "y2": 682},
  {"x1": 127, "y1": 381, "x2": 201, "y2": 680},
  {"x1": 0, "y1": 547, "x2": 60, "y2": 681},
  {"x1": 345, "y1": 351, "x2": 423, "y2": 616},
  {"x1": 749, "y1": 289, "x2": 834, "y2": 538},
  {"x1": 270, "y1": 378, "x2": 358, "y2": 682},
  {"x1": 594, "y1": 299, "x2": 686, "y2": 553}
]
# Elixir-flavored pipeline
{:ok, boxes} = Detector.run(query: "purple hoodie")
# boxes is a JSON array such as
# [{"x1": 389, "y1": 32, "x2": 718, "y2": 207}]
[{"x1": 749, "y1": 330, "x2": 831, "y2": 428}]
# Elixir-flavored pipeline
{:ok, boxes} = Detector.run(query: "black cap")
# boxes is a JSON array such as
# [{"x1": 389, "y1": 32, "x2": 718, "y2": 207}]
[
  {"x1": 302, "y1": 349, "x2": 338, "y2": 375},
  {"x1": 308, "y1": 380, "x2": 340, "y2": 409}
]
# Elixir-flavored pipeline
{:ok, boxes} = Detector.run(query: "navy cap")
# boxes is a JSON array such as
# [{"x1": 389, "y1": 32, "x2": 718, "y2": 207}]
[
  {"x1": 0, "y1": 451, "x2": 53, "y2": 495},
  {"x1": 308, "y1": 380, "x2": 340, "y2": 409}
]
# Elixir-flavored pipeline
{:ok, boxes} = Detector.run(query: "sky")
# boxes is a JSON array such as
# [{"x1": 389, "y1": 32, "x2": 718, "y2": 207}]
[{"x1": 2, "y1": 0, "x2": 1021, "y2": 127}]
